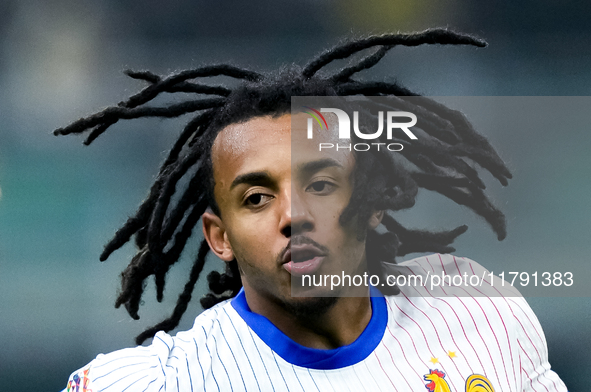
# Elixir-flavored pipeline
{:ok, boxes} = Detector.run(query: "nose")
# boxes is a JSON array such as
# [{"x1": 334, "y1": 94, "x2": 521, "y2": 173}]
[
  {"x1": 278, "y1": 185, "x2": 291, "y2": 237},
  {"x1": 285, "y1": 187, "x2": 314, "y2": 237}
]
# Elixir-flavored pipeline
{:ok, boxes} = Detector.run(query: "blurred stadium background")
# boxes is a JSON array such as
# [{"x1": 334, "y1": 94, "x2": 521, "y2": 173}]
[{"x1": 0, "y1": 1, "x2": 590, "y2": 390}]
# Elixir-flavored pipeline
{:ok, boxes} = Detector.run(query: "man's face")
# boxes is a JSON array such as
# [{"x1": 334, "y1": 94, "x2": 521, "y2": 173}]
[{"x1": 204, "y1": 113, "x2": 372, "y2": 311}]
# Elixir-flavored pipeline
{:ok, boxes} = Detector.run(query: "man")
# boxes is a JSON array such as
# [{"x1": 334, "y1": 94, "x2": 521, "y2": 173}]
[{"x1": 59, "y1": 29, "x2": 566, "y2": 391}]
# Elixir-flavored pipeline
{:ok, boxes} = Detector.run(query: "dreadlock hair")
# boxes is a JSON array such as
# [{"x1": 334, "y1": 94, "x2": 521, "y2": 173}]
[{"x1": 55, "y1": 28, "x2": 512, "y2": 345}]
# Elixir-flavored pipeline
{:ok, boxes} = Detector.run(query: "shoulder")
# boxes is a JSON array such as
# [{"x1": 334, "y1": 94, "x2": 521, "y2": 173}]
[
  {"x1": 382, "y1": 254, "x2": 567, "y2": 391},
  {"x1": 383, "y1": 253, "x2": 527, "y2": 327},
  {"x1": 384, "y1": 253, "x2": 522, "y2": 298},
  {"x1": 65, "y1": 299, "x2": 238, "y2": 392},
  {"x1": 65, "y1": 334, "x2": 171, "y2": 392}
]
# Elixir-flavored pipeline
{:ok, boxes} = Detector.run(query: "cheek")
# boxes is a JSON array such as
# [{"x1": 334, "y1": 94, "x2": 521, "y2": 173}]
[
  {"x1": 311, "y1": 199, "x2": 348, "y2": 235},
  {"x1": 226, "y1": 220, "x2": 275, "y2": 268},
  {"x1": 324, "y1": 214, "x2": 365, "y2": 259}
]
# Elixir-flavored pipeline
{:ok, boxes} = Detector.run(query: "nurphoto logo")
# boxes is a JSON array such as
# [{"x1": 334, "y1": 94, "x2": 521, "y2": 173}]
[{"x1": 303, "y1": 106, "x2": 418, "y2": 152}]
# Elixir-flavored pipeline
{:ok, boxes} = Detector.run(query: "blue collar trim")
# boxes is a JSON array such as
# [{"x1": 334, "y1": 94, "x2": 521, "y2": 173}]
[{"x1": 230, "y1": 288, "x2": 387, "y2": 370}]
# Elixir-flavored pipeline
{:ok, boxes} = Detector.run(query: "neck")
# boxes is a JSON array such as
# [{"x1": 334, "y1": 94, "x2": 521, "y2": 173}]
[{"x1": 243, "y1": 286, "x2": 372, "y2": 350}]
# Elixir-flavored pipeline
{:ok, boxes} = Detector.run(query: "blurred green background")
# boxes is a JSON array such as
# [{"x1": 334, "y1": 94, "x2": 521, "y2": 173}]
[{"x1": 0, "y1": 1, "x2": 590, "y2": 390}]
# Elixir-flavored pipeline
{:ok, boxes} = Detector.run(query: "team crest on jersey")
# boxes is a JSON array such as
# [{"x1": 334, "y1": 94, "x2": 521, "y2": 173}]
[
  {"x1": 424, "y1": 369, "x2": 495, "y2": 392},
  {"x1": 67, "y1": 367, "x2": 92, "y2": 392}
]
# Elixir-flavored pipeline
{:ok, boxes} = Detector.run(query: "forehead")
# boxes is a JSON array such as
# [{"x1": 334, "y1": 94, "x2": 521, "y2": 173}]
[
  {"x1": 212, "y1": 115, "x2": 292, "y2": 157},
  {"x1": 210, "y1": 113, "x2": 354, "y2": 188}
]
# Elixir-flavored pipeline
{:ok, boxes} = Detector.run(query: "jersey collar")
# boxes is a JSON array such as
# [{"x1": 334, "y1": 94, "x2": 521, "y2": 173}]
[{"x1": 231, "y1": 287, "x2": 387, "y2": 370}]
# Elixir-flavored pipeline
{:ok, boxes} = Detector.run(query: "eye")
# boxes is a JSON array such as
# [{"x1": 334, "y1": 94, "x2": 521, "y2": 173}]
[
  {"x1": 244, "y1": 192, "x2": 273, "y2": 208},
  {"x1": 306, "y1": 180, "x2": 336, "y2": 195}
]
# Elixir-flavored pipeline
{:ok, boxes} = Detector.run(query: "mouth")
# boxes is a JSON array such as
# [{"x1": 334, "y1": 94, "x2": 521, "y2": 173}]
[{"x1": 282, "y1": 244, "x2": 326, "y2": 277}]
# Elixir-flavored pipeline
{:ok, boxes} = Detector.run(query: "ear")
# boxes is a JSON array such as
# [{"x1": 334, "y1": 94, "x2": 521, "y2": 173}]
[
  {"x1": 367, "y1": 210, "x2": 384, "y2": 230},
  {"x1": 202, "y1": 211, "x2": 235, "y2": 262}
]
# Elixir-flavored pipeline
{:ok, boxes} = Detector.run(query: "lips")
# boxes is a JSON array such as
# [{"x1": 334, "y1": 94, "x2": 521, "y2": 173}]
[{"x1": 282, "y1": 244, "x2": 326, "y2": 276}]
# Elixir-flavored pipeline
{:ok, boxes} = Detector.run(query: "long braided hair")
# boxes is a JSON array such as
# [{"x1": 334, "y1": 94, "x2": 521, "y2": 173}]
[{"x1": 55, "y1": 29, "x2": 511, "y2": 344}]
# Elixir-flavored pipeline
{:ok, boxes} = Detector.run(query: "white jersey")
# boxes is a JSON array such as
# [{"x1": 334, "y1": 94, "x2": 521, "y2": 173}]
[{"x1": 65, "y1": 254, "x2": 567, "y2": 392}]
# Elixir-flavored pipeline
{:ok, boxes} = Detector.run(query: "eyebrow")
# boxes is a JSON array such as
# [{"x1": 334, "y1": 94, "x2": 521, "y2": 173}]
[
  {"x1": 296, "y1": 158, "x2": 343, "y2": 175},
  {"x1": 230, "y1": 171, "x2": 273, "y2": 190}
]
